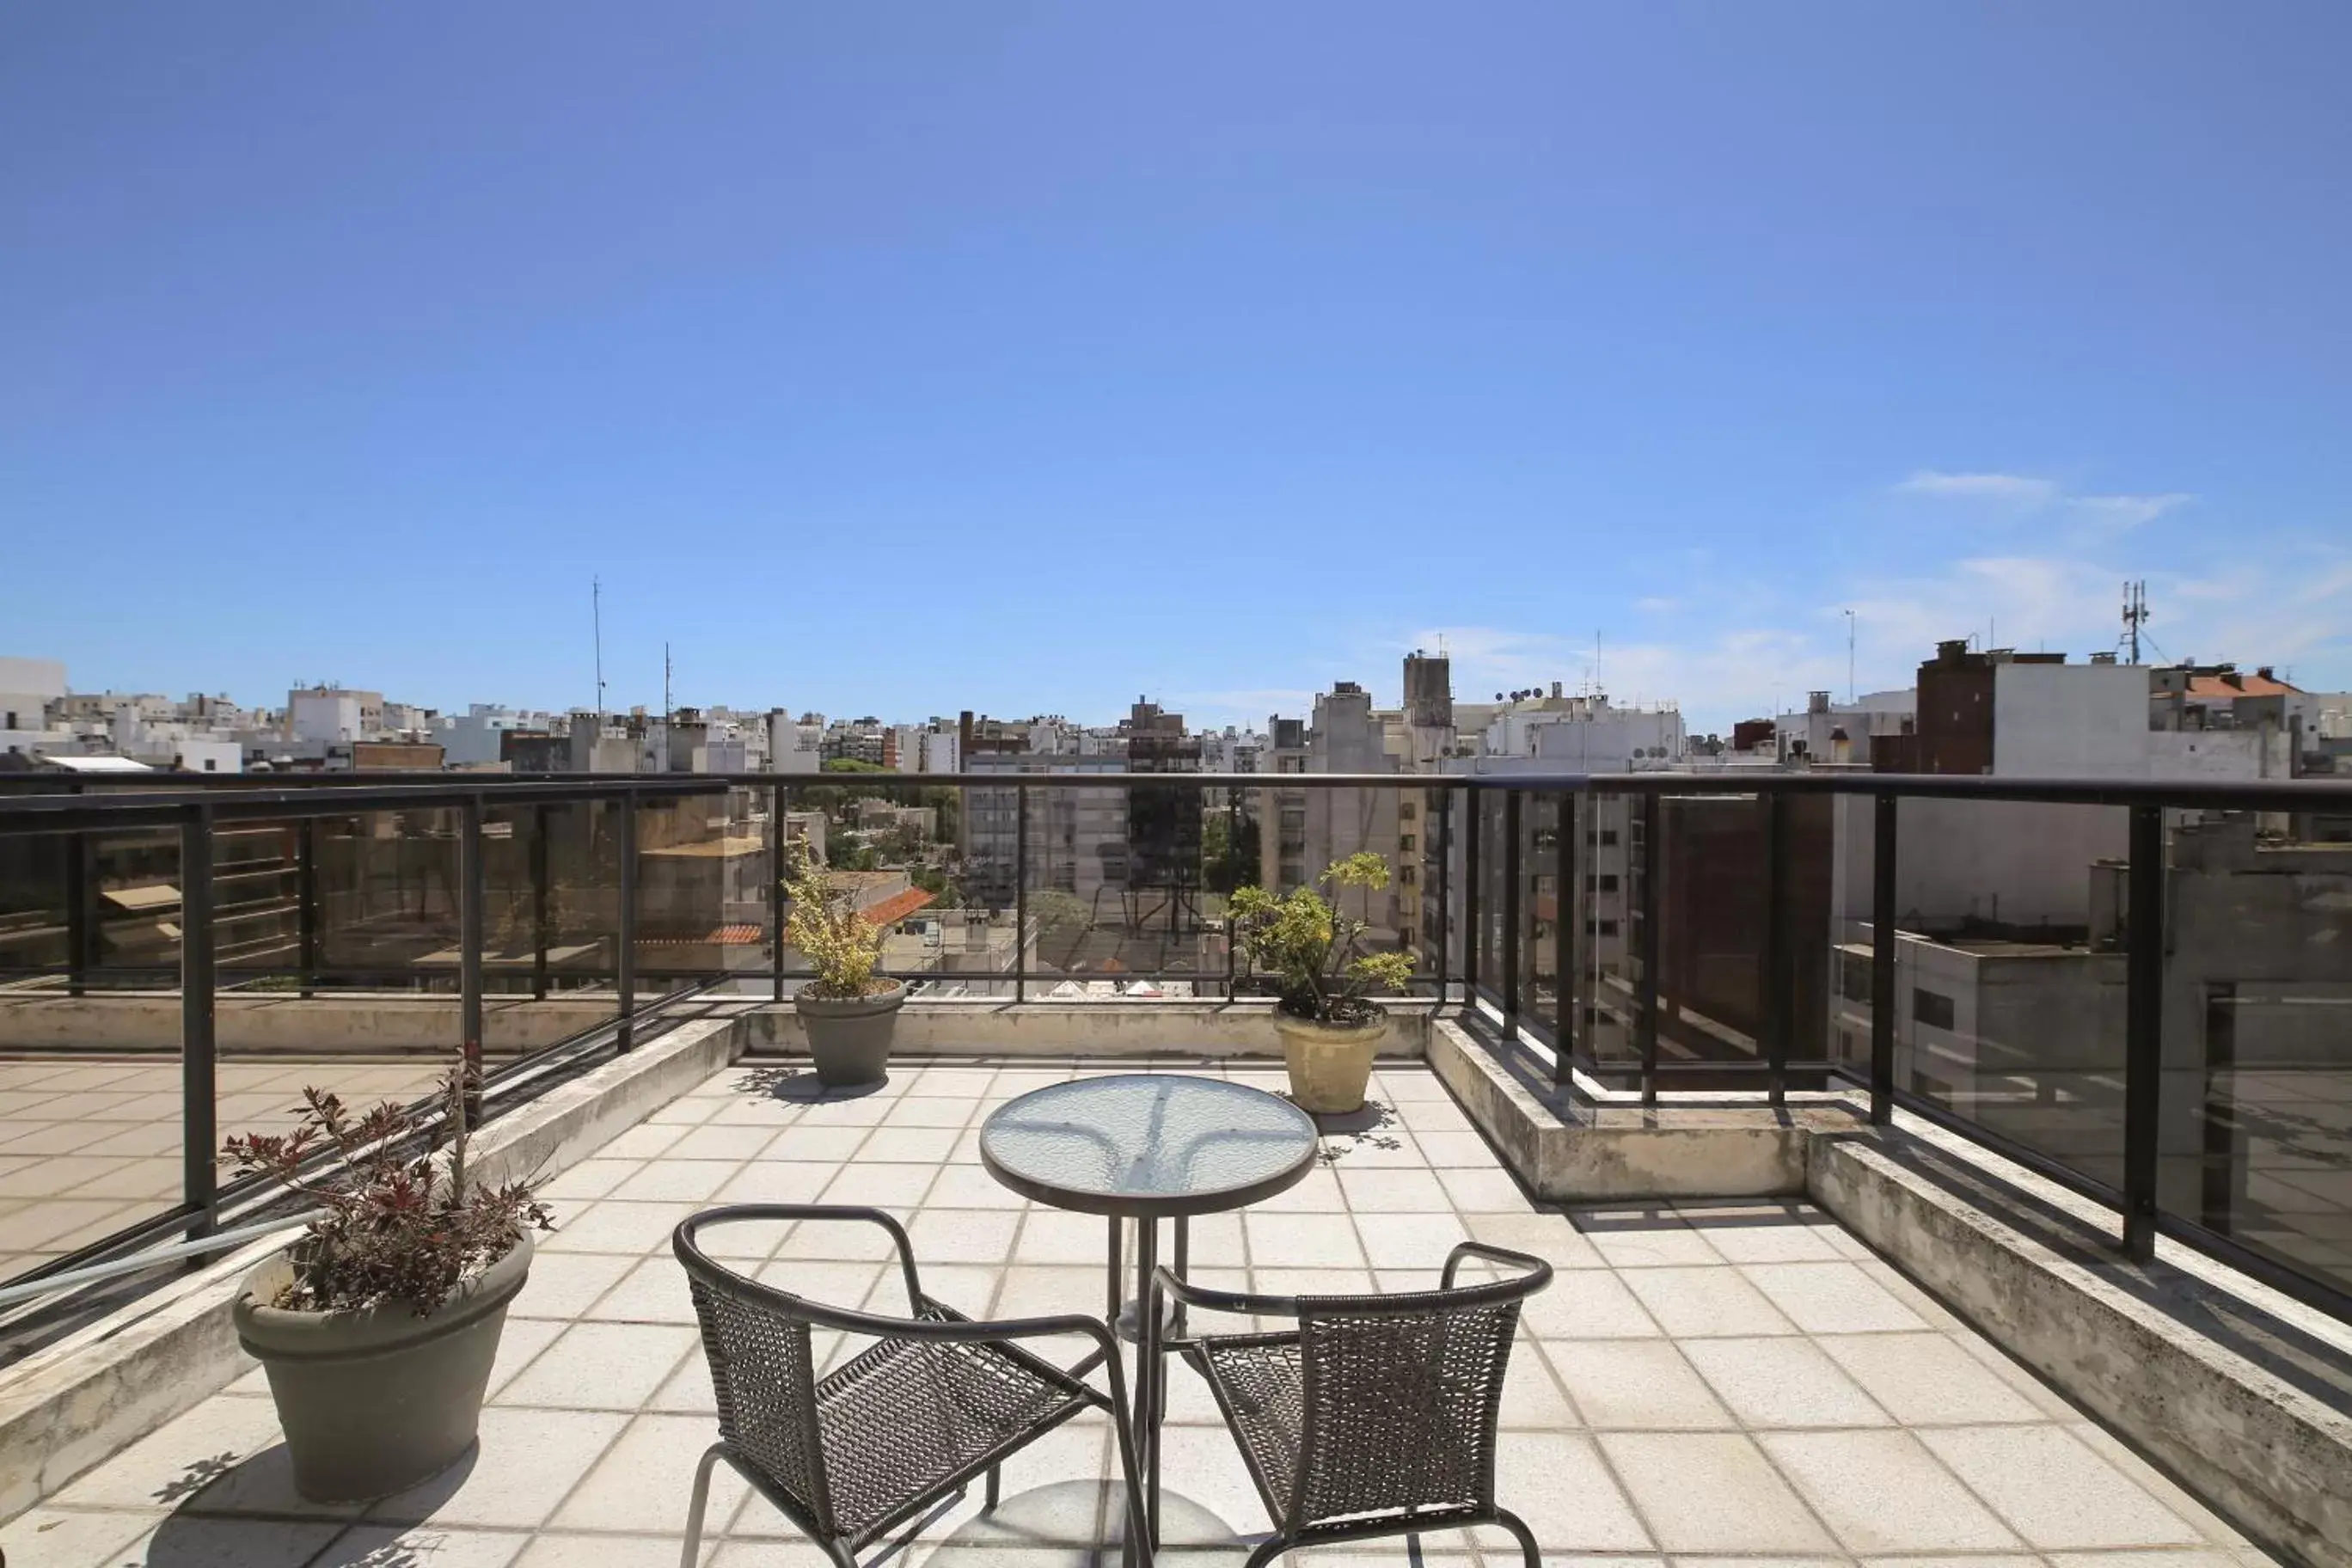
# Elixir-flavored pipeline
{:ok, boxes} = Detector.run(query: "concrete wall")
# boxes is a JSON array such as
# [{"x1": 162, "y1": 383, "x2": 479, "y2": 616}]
[
  {"x1": 740, "y1": 997, "x2": 1436, "y2": 1059},
  {"x1": 0, "y1": 994, "x2": 620, "y2": 1055}
]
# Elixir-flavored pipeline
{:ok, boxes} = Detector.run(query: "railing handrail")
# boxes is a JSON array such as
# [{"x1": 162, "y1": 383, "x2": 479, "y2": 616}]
[{"x1": 7, "y1": 765, "x2": 2350, "y2": 815}]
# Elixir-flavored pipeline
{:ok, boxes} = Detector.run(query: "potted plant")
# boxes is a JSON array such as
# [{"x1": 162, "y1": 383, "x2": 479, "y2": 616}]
[
  {"x1": 225, "y1": 1064, "x2": 551, "y2": 1503},
  {"x1": 784, "y1": 840, "x2": 904, "y2": 1085},
  {"x1": 1230, "y1": 853, "x2": 1418, "y2": 1115}
]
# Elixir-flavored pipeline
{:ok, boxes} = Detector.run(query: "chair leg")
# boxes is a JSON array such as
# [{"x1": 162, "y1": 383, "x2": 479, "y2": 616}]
[
  {"x1": 1242, "y1": 1534, "x2": 1294, "y2": 1568},
  {"x1": 679, "y1": 1443, "x2": 725, "y2": 1568},
  {"x1": 1491, "y1": 1506, "x2": 1542, "y2": 1568},
  {"x1": 985, "y1": 1462, "x2": 1001, "y2": 1511}
]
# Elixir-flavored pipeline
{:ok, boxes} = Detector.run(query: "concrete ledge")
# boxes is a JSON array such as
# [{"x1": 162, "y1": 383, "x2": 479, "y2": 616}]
[
  {"x1": 1810, "y1": 1132, "x2": 2352, "y2": 1568},
  {"x1": 738, "y1": 996, "x2": 1435, "y2": 1059},
  {"x1": 0, "y1": 992, "x2": 619, "y2": 1056},
  {"x1": 1428, "y1": 1018, "x2": 1842, "y2": 1199},
  {"x1": 0, "y1": 1015, "x2": 738, "y2": 1522}
]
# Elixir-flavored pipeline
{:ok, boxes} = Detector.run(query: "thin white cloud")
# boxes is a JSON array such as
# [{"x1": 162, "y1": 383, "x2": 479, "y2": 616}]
[
  {"x1": 1896, "y1": 471, "x2": 2060, "y2": 505},
  {"x1": 1894, "y1": 469, "x2": 2193, "y2": 536},
  {"x1": 1632, "y1": 596, "x2": 1682, "y2": 615}
]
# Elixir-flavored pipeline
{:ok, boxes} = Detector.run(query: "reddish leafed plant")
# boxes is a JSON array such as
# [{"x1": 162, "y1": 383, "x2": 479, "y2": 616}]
[{"x1": 223, "y1": 1062, "x2": 553, "y2": 1315}]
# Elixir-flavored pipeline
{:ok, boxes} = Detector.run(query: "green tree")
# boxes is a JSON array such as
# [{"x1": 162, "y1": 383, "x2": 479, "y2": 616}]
[{"x1": 1202, "y1": 810, "x2": 1262, "y2": 894}]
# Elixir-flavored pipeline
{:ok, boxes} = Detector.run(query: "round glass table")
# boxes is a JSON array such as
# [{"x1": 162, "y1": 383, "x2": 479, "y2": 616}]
[{"x1": 980, "y1": 1072, "x2": 1320, "y2": 1219}]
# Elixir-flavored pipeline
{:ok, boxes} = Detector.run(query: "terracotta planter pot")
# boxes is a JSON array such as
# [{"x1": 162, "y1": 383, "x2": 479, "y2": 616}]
[
  {"x1": 796, "y1": 979, "x2": 907, "y2": 1086},
  {"x1": 1274, "y1": 1012, "x2": 1389, "y2": 1115},
  {"x1": 234, "y1": 1230, "x2": 532, "y2": 1504}
]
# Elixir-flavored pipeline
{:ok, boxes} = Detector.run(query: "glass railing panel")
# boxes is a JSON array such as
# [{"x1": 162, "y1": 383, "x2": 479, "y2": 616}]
[
  {"x1": 2155, "y1": 809, "x2": 2352, "y2": 1301},
  {"x1": 1890, "y1": 797, "x2": 2131, "y2": 1192}
]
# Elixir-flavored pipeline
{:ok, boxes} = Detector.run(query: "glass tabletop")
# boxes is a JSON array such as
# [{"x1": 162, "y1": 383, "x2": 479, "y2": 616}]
[{"x1": 978, "y1": 1074, "x2": 1320, "y2": 1217}]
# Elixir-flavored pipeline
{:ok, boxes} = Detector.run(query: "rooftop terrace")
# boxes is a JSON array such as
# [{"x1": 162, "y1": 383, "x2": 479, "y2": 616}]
[{"x1": 0, "y1": 1057, "x2": 2273, "y2": 1568}]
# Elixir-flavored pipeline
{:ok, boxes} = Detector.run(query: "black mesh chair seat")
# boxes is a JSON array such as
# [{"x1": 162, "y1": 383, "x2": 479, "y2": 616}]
[
  {"x1": 1149, "y1": 1242, "x2": 1553, "y2": 1568},
  {"x1": 813, "y1": 1302, "x2": 1095, "y2": 1541},
  {"x1": 673, "y1": 1205, "x2": 1150, "y2": 1568}
]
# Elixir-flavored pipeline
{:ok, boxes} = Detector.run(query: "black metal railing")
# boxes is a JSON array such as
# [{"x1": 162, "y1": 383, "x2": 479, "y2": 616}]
[{"x1": 3, "y1": 765, "x2": 2351, "y2": 1329}]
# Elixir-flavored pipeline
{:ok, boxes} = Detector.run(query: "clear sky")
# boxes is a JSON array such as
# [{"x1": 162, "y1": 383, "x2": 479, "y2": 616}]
[{"x1": 5, "y1": 3, "x2": 2348, "y2": 733}]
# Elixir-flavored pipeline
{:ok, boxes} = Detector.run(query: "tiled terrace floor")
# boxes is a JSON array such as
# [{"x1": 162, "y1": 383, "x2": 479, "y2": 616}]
[
  {"x1": 2, "y1": 1058, "x2": 2275, "y2": 1568},
  {"x1": 0, "y1": 1057, "x2": 448, "y2": 1280}
]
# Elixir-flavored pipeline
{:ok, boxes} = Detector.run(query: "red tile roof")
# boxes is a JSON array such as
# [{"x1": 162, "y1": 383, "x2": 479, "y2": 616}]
[
  {"x1": 2178, "y1": 672, "x2": 2299, "y2": 698},
  {"x1": 860, "y1": 888, "x2": 937, "y2": 928}
]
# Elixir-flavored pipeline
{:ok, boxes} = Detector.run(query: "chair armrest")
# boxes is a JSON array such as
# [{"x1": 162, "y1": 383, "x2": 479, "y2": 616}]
[
  {"x1": 1148, "y1": 1263, "x2": 1303, "y2": 1322},
  {"x1": 675, "y1": 1203, "x2": 924, "y2": 1313},
  {"x1": 1441, "y1": 1239, "x2": 1555, "y2": 1295}
]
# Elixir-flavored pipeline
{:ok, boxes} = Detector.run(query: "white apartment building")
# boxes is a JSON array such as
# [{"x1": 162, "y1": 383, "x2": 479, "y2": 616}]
[{"x1": 0, "y1": 658, "x2": 68, "y2": 760}]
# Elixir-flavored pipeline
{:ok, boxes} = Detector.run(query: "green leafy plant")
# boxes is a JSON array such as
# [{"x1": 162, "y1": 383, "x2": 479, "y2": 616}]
[
  {"x1": 782, "y1": 839, "x2": 891, "y2": 998},
  {"x1": 222, "y1": 1061, "x2": 553, "y2": 1315},
  {"x1": 1230, "y1": 853, "x2": 1416, "y2": 1025}
]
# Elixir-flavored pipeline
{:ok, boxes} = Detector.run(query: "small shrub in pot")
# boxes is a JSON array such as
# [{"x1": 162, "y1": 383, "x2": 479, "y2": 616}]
[
  {"x1": 226, "y1": 1063, "x2": 551, "y2": 1502},
  {"x1": 784, "y1": 840, "x2": 906, "y2": 1085},
  {"x1": 1231, "y1": 853, "x2": 1416, "y2": 1114}
]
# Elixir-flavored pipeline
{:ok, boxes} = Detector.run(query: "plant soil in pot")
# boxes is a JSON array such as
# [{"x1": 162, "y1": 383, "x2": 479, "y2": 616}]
[
  {"x1": 222, "y1": 1067, "x2": 553, "y2": 1503},
  {"x1": 1231, "y1": 853, "x2": 1416, "y2": 1118},
  {"x1": 782, "y1": 841, "x2": 905, "y2": 1086}
]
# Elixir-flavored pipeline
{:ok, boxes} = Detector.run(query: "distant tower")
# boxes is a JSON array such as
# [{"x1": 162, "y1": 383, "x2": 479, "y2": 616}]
[
  {"x1": 2122, "y1": 581, "x2": 2150, "y2": 664},
  {"x1": 1403, "y1": 651, "x2": 1453, "y2": 730}
]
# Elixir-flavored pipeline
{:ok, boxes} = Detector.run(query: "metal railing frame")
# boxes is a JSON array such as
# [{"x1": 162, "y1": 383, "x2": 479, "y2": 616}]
[{"x1": 6, "y1": 766, "x2": 2352, "y2": 1323}]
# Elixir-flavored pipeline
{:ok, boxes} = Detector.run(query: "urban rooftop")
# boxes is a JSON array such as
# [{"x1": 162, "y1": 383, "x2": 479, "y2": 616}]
[{"x1": 2, "y1": 639, "x2": 2349, "y2": 1568}]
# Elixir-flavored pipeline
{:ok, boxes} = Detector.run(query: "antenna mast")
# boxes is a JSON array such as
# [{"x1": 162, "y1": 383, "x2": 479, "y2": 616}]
[
  {"x1": 2122, "y1": 580, "x2": 2149, "y2": 664},
  {"x1": 1844, "y1": 608, "x2": 1857, "y2": 703},
  {"x1": 592, "y1": 576, "x2": 609, "y2": 720},
  {"x1": 664, "y1": 643, "x2": 673, "y2": 720}
]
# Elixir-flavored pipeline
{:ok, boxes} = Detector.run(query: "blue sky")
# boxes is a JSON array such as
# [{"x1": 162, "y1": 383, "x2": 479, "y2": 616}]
[{"x1": 5, "y1": 3, "x2": 2348, "y2": 733}]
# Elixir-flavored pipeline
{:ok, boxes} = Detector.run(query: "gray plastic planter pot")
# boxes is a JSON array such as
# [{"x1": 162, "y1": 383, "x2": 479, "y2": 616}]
[
  {"x1": 233, "y1": 1230, "x2": 533, "y2": 1504},
  {"x1": 796, "y1": 978, "x2": 907, "y2": 1086}
]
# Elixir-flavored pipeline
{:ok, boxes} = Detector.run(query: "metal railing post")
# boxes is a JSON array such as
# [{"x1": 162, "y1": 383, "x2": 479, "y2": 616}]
[
  {"x1": 1014, "y1": 783, "x2": 1028, "y2": 1004},
  {"x1": 1762, "y1": 790, "x2": 1790, "y2": 1109},
  {"x1": 2123, "y1": 801, "x2": 2165, "y2": 1261},
  {"x1": 617, "y1": 788, "x2": 639, "y2": 1050},
  {"x1": 181, "y1": 804, "x2": 217, "y2": 1242},
  {"x1": 1638, "y1": 790, "x2": 1662, "y2": 1108},
  {"x1": 1224, "y1": 791, "x2": 1240, "y2": 999},
  {"x1": 297, "y1": 818, "x2": 320, "y2": 996},
  {"x1": 1435, "y1": 787, "x2": 1453, "y2": 1001},
  {"x1": 1555, "y1": 788, "x2": 1577, "y2": 1085},
  {"x1": 1871, "y1": 793, "x2": 1897, "y2": 1124},
  {"x1": 1501, "y1": 788, "x2": 1522, "y2": 1039},
  {"x1": 1464, "y1": 785, "x2": 1482, "y2": 1001},
  {"x1": 460, "y1": 795, "x2": 485, "y2": 1118},
  {"x1": 530, "y1": 802, "x2": 551, "y2": 1000},
  {"x1": 770, "y1": 783, "x2": 786, "y2": 1003},
  {"x1": 64, "y1": 787, "x2": 92, "y2": 995}
]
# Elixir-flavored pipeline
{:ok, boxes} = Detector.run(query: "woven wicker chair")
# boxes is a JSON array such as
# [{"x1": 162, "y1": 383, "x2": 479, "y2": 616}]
[
  {"x1": 673, "y1": 1204, "x2": 1150, "y2": 1568},
  {"x1": 1146, "y1": 1240, "x2": 1553, "y2": 1568}
]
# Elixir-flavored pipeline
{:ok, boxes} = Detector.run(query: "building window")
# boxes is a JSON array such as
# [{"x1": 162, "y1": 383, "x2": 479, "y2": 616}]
[
  {"x1": 1587, "y1": 829, "x2": 1620, "y2": 848},
  {"x1": 1399, "y1": 864, "x2": 1417, "y2": 885},
  {"x1": 1587, "y1": 917, "x2": 1619, "y2": 937},
  {"x1": 1399, "y1": 927, "x2": 1416, "y2": 949},
  {"x1": 1585, "y1": 873, "x2": 1619, "y2": 893},
  {"x1": 1400, "y1": 834, "x2": 1416, "y2": 852},
  {"x1": 1912, "y1": 987, "x2": 1956, "y2": 1031},
  {"x1": 1400, "y1": 801, "x2": 1417, "y2": 821},
  {"x1": 1840, "y1": 953, "x2": 1871, "y2": 1003}
]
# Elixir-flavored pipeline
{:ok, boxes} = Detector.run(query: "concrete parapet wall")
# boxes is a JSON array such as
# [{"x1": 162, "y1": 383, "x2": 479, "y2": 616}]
[
  {"x1": 0, "y1": 1016, "x2": 737, "y2": 1522},
  {"x1": 1428, "y1": 1018, "x2": 1821, "y2": 1199},
  {"x1": 737, "y1": 996, "x2": 1435, "y2": 1058},
  {"x1": 0, "y1": 992, "x2": 618, "y2": 1056}
]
